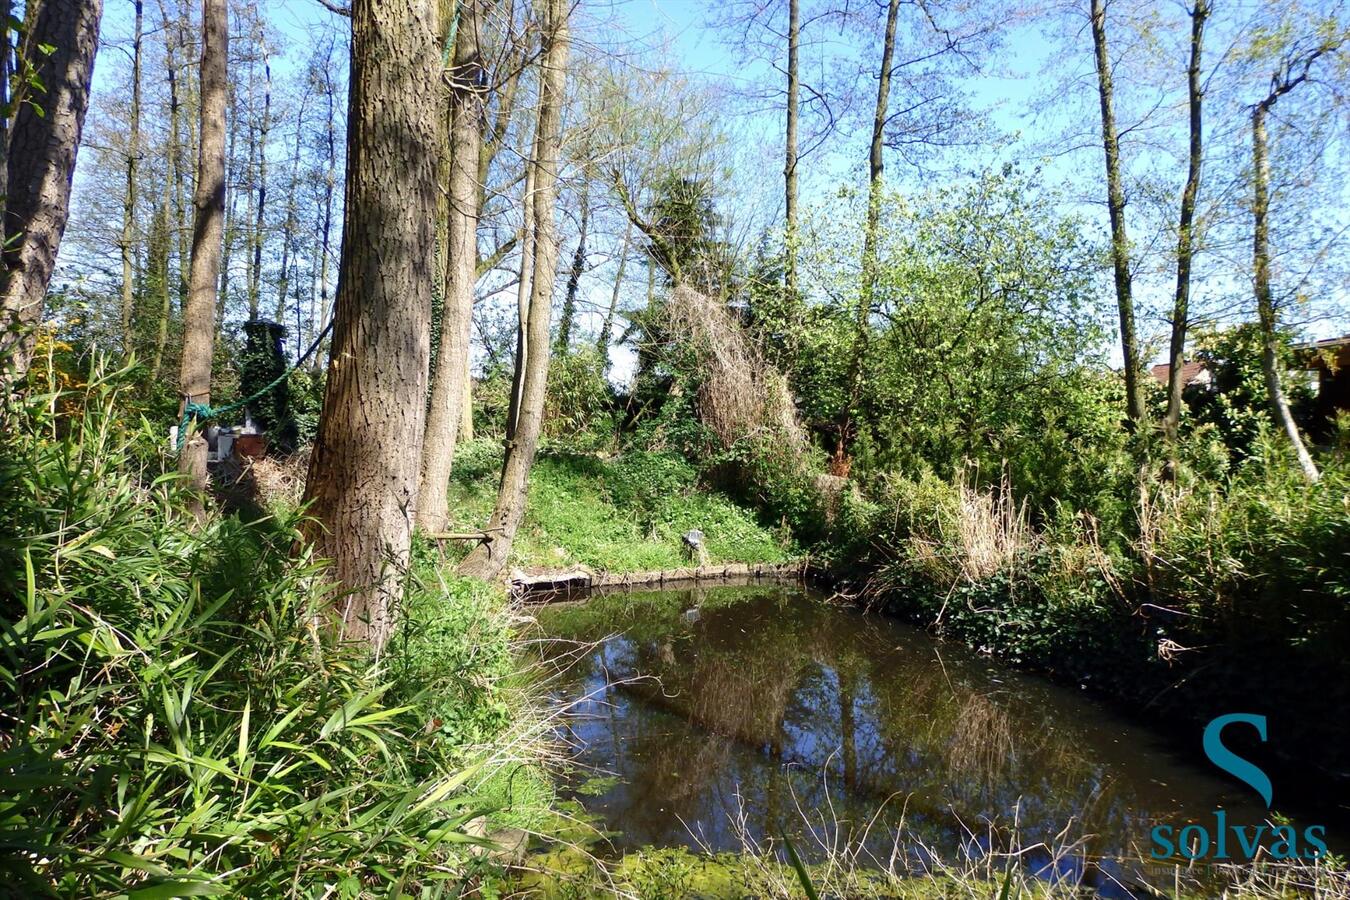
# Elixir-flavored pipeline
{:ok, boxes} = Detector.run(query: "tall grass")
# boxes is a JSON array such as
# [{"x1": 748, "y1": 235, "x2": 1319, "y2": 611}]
[{"x1": 0, "y1": 362, "x2": 505, "y2": 896}]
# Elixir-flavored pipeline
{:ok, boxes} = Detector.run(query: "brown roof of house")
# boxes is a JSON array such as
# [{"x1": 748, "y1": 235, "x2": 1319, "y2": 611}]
[{"x1": 1150, "y1": 361, "x2": 1207, "y2": 386}]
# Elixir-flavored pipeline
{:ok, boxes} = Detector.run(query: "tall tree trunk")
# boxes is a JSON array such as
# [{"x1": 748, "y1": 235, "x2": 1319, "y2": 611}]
[
  {"x1": 418, "y1": 0, "x2": 491, "y2": 533},
  {"x1": 1251, "y1": 101, "x2": 1319, "y2": 483},
  {"x1": 0, "y1": 0, "x2": 103, "y2": 382},
  {"x1": 1163, "y1": 0, "x2": 1208, "y2": 444},
  {"x1": 312, "y1": 64, "x2": 338, "y2": 370},
  {"x1": 150, "y1": 196, "x2": 173, "y2": 377},
  {"x1": 555, "y1": 184, "x2": 588, "y2": 351},
  {"x1": 598, "y1": 217, "x2": 631, "y2": 363},
  {"x1": 834, "y1": 0, "x2": 899, "y2": 474},
  {"x1": 216, "y1": 82, "x2": 238, "y2": 334},
  {"x1": 167, "y1": 1, "x2": 192, "y2": 313},
  {"x1": 783, "y1": 0, "x2": 799, "y2": 295},
  {"x1": 459, "y1": 369, "x2": 473, "y2": 442},
  {"x1": 249, "y1": 44, "x2": 270, "y2": 321},
  {"x1": 1090, "y1": 0, "x2": 1145, "y2": 424},
  {"x1": 274, "y1": 85, "x2": 307, "y2": 324},
  {"x1": 301, "y1": 0, "x2": 441, "y2": 649},
  {"x1": 177, "y1": 0, "x2": 228, "y2": 515},
  {"x1": 459, "y1": 0, "x2": 568, "y2": 580},
  {"x1": 120, "y1": 0, "x2": 144, "y2": 354},
  {"x1": 504, "y1": 162, "x2": 535, "y2": 442}
]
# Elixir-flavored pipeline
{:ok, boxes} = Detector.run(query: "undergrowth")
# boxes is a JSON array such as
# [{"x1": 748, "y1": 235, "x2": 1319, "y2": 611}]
[
  {"x1": 443, "y1": 441, "x2": 793, "y2": 572},
  {"x1": 0, "y1": 361, "x2": 547, "y2": 897}
]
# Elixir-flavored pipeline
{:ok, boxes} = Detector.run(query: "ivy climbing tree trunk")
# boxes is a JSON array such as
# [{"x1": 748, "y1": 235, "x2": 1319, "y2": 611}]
[
  {"x1": 419, "y1": 0, "x2": 491, "y2": 534},
  {"x1": 177, "y1": 0, "x2": 228, "y2": 516},
  {"x1": 0, "y1": 0, "x2": 103, "y2": 384},
  {"x1": 1090, "y1": 0, "x2": 1145, "y2": 425},
  {"x1": 1163, "y1": 0, "x2": 1208, "y2": 445},
  {"x1": 505, "y1": 162, "x2": 535, "y2": 443},
  {"x1": 555, "y1": 184, "x2": 588, "y2": 351},
  {"x1": 302, "y1": 0, "x2": 441, "y2": 649},
  {"x1": 460, "y1": 0, "x2": 568, "y2": 581}
]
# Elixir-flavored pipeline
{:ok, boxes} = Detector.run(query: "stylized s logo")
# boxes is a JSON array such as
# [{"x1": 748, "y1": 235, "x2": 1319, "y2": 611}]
[{"x1": 1203, "y1": 713, "x2": 1272, "y2": 807}]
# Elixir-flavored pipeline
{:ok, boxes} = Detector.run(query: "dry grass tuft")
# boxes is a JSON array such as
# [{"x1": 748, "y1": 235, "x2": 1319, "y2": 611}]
[{"x1": 664, "y1": 286, "x2": 807, "y2": 455}]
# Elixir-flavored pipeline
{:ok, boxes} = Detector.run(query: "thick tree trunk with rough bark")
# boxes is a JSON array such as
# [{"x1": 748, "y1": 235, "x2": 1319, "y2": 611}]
[
  {"x1": 1090, "y1": 0, "x2": 1145, "y2": 424},
  {"x1": 1252, "y1": 102, "x2": 1319, "y2": 483},
  {"x1": 1164, "y1": 0, "x2": 1208, "y2": 444},
  {"x1": 460, "y1": 0, "x2": 568, "y2": 581},
  {"x1": 783, "y1": 0, "x2": 799, "y2": 294},
  {"x1": 418, "y1": 0, "x2": 491, "y2": 533},
  {"x1": 0, "y1": 0, "x2": 103, "y2": 382},
  {"x1": 301, "y1": 0, "x2": 441, "y2": 649},
  {"x1": 177, "y1": 0, "x2": 228, "y2": 513}
]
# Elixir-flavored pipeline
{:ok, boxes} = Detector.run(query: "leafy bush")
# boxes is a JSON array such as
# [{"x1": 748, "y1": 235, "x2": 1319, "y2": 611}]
[
  {"x1": 0, "y1": 363, "x2": 501, "y2": 896},
  {"x1": 544, "y1": 347, "x2": 616, "y2": 448}
]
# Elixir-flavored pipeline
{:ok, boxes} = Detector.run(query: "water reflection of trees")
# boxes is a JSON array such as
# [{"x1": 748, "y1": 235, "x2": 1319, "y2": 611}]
[{"x1": 538, "y1": 587, "x2": 1250, "y2": 863}]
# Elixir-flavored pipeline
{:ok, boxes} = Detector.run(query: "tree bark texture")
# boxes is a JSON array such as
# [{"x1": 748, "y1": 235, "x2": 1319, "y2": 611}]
[
  {"x1": 120, "y1": 0, "x2": 143, "y2": 354},
  {"x1": 459, "y1": 0, "x2": 568, "y2": 581},
  {"x1": 301, "y1": 0, "x2": 442, "y2": 649},
  {"x1": 418, "y1": 0, "x2": 492, "y2": 533},
  {"x1": 1090, "y1": 0, "x2": 1145, "y2": 424},
  {"x1": 0, "y1": 0, "x2": 103, "y2": 382},
  {"x1": 177, "y1": 0, "x2": 228, "y2": 512}
]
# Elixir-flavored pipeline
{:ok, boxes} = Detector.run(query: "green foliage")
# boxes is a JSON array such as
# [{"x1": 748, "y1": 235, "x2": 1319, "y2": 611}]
[
  {"x1": 0, "y1": 363, "x2": 507, "y2": 896},
  {"x1": 544, "y1": 347, "x2": 615, "y2": 449},
  {"x1": 239, "y1": 320, "x2": 295, "y2": 449},
  {"x1": 444, "y1": 442, "x2": 792, "y2": 572},
  {"x1": 789, "y1": 169, "x2": 1127, "y2": 522},
  {"x1": 1185, "y1": 323, "x2": 1317, "y2": 463},
  {"x1": 390, "y1": 558, "x2": 514, "y2": 752},
  {"x1": 286, "y1": 366, "x2": 325, "y2": 447}
]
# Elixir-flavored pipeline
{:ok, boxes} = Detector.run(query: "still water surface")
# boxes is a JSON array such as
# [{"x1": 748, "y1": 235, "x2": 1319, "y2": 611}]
[{"x1": 533, "y1": 584, "x2": 1296, "y2": 896}]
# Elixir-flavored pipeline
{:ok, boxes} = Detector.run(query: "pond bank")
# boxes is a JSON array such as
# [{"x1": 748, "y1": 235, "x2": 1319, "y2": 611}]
[{"x1": 509, "y1": 560, "x2": 807, "y2": 599}]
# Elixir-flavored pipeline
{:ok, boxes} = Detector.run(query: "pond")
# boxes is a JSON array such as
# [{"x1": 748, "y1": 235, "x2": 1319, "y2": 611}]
[{"x1": 531, "y1": 583, "x2": 1329, "y2": 897}]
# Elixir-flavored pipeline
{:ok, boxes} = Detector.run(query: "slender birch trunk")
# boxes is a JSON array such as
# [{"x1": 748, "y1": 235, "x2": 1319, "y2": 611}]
[
  {"x1": 119, "y1": 0, "x2": 144, "y2": 354},
  {"x1": 418, "y1": 0, "x2": 493, "y2": 533},
  {"x1": 1252, "y1": 101, "x2": 1319, "y2": 483}
]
